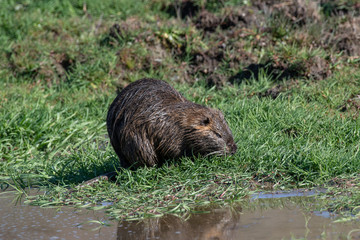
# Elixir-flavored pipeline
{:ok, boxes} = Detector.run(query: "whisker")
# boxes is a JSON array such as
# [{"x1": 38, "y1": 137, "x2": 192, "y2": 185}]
[{"x1": 204, "y1": 151, "x2": 224, "y2": 157}]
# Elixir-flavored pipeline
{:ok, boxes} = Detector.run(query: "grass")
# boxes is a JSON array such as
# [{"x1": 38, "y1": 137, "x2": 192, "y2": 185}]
[{"x1": 0, "y1": 0, "x2": 360, "y2": 221}]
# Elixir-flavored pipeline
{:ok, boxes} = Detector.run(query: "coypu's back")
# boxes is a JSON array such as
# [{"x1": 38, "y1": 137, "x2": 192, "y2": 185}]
[{"x1": 107, "y1": 78, "x2": 237, "y2": 168}]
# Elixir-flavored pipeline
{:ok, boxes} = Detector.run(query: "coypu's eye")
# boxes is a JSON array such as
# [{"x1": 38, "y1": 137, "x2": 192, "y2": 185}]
[
  {"x1": 200, "y1": 117, "x2": 210, "y2": 126},
  {"x1": 214, "y1": 131, "x2": 222, "y2": 138}
]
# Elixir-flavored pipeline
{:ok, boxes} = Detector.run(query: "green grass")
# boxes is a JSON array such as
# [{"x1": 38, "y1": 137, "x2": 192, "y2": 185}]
[{"x1": 0, "y1": 0, "x2": 359, "y2": 221}]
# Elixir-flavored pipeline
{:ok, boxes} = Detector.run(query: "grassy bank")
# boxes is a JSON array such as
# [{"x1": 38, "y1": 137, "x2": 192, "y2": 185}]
[{"x1": 1, "y1": 0, "x2": 359, "y2": 220}]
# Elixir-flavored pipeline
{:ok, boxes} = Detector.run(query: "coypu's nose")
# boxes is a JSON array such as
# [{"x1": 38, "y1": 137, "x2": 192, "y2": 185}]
[{"x1": 227, "y1": 141, "x2": 237, "y2": 155}]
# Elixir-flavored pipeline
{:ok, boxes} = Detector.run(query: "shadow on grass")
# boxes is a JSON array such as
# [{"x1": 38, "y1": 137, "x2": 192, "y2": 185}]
[
  {"x1": 47, "y1": 153, "x2": 121, "y2": 186},
  {"x1": 229, "y1": 61, "x2": 304, "y2": 85}
]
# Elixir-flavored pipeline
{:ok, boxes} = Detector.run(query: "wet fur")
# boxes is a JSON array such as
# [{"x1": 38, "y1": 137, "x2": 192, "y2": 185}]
[{"x1": 107, "y1": 78, "x2": 237, "y2": 168}]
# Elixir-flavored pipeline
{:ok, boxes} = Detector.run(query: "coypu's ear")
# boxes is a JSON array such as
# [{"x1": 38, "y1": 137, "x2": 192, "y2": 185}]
[{"x1": 200, "y1": 117, "x2": 210, "y2": 126}]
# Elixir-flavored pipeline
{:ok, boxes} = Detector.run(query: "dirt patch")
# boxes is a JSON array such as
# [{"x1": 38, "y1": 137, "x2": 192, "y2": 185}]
[
  {"x1": 5, "y1": 45, "x2": 77, "y2": 86},
  {"x1": 259, "y1": 79, "x2": 301, "y2": 99},
  {"x1": 9, "y1": 0, "x2": 360, "y2": 89},
  {"x1": 101, "y1": 0, "x2": 359, "y2": 89},
  {"x1": 110, "y1": 40, "x2": 173, "y2": 89},
  {"x1": 282, "y1": 127, "x2": 300, "y2": 138},
  {"x1": 37, "y1": 52, "x2": 77, "y2": 86},
  {"x1": 108, "y1": 23, "x2": 131, "y2": 42},
  {"x1": 116, "y1": 44, "x2": 167, "y2": 71},
  {"x1": 104, "y1": 18, "x2": 181, "y2": 87},
  {"x1": 307, "y1": 56, "x2": 332, "y2": 80},
  {"x1": 338, "y1": 94, "x2": 360, "y2": 119},
  {"x1": 194, "y1": 10, "x2": 219, "y2": 32},
  {"x1": 332, "y1": 17, "x2": 360, "y2": 57},
  {"x1": 190, "y1": 47, "x2": 224, "y2": 74},
  {"x1": 116, "y1": 48, "x2": 143, "y2": 71},
  {"x1": 102, "y1": 18, "x2": 147, "y2": 46},
  {"x1": 188, "y1": 2, "x2": 333, "y2": 88},
  {"x1": 305, "y1": 16, "x2": 360, "y2": 57},
  {"x1": 320, "y1": 0, "x2": 360, "y2": 17},
  {"x1": 203, "y1": 74, "x2": 227, "y2": 88},
  {"x1": 155, "y1": 30, "x2": 187, "y2": 57},
  {"x1": 164, "y1": 0, "x2": 200, "y2": 19},
  {"x1": 194, "y1": 9, "x2": 247, "y2": 32},
  {"x1": 50, "y1": 52, "x2": 76, "y2": 76},
  {"x1": 41, "y1": 24, "x2": 75, "y2": 43},
  {"x1": 259, "y1": 84, "x2": 285, "y2": 99},
  {"x1": 254, "y1": 0, "x2": 321, "y2": 25}
]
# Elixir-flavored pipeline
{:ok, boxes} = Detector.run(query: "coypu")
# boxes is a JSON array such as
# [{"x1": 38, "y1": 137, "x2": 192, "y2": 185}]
[{"x1": 107, "y1": 78, "x2": 237, "y2": 168}]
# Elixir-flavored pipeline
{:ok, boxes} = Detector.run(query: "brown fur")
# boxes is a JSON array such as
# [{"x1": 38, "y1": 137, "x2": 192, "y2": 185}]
[{"x1": 107, "y1": 78, "x2": 237, "y2": 168}]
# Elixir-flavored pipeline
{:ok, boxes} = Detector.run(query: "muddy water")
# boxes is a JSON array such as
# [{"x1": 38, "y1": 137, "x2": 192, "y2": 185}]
[
  {"x1": 117, "y1": 201, "x2": 360, "y2": 240},
  {"x1": 0, "y1": 190, "x2": 359, "y2": 240},
  {"x1": 0, "y1": 190, "x2": 117, "y2": 239}
]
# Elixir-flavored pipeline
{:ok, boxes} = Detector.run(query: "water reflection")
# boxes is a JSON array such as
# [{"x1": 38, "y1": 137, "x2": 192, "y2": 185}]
[
  {"x1": 116, "y1": 199, "x2": 359, "y2": 240},
  {"x1": 117, "y1": 208, "x2": 240, "y2": 240},
  {"x1": 251, "y1": 188, "x2": 327, "y2": 200}
]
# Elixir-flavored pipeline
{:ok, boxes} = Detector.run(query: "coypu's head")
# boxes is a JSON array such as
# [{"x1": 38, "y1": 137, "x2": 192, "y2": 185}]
[{"x1": 182, "y1": 106, "x2": 237, "y2": 157}]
